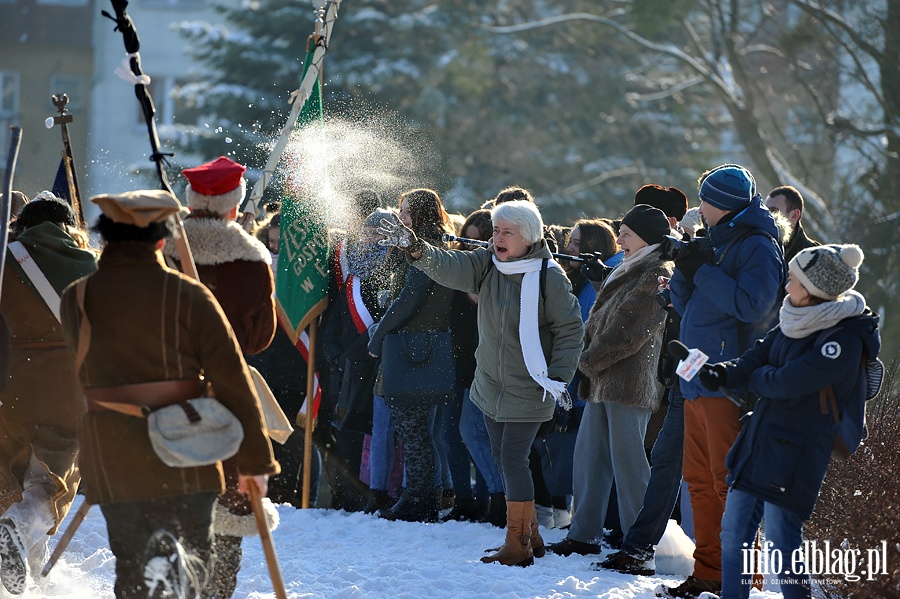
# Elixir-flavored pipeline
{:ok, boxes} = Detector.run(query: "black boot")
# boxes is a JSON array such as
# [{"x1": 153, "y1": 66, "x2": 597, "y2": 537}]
[
  {"x1": 441, "y1": 497, "x2": 482, "y2": 522},
  {"x1": 363, "y1": 489, "x2": 394, "y2": 515},
  {"x1": 379, "y1": 490, "x2": 439, "y2": 523},
  {"x1": 483, "y1": 492, "x2": 507, "y2": 527}
]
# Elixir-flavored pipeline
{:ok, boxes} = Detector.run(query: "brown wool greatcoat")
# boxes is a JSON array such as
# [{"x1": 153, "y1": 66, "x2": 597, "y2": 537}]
[
  {"x1": 59, "y1": 242, "x2": 279, "y2": 506},
  {"x1": 0, "y1": 236, "x2": 97, "y2": 532},
  {"x1": 579, "y1": 250, "x2": 674, "y2": 412},
  {"x1": 164, "y1": 215, "x2": 276, "y2": 522}
]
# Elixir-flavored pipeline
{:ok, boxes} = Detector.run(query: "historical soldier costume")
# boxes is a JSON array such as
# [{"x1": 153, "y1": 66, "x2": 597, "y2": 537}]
[
  {"x1": 59, "y1": 190, "x2": 278, "y2": 599},
  {"x1": 0, "y1": 195, "x2": 97, "y2": 594},
  {"x1": 164, "y1": 156, "x2": 278, "y2": 599}
]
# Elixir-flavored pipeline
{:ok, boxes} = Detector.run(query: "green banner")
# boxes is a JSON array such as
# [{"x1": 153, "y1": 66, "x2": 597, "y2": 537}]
[{"x1": 275, "y1": 46, "x2": 329, "y2": 339}]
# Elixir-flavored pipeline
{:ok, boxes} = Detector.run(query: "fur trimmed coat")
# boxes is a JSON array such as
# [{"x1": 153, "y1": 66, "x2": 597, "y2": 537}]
[
  {"x1": 579, "y1": 250, "x2": 673, "y2": 411},
  {"x1": 164, "y1": 216, "x2": 275, "y2": 356},
  {"x1": 164, "y1": 215, "x2": 277, "y2": 529}
]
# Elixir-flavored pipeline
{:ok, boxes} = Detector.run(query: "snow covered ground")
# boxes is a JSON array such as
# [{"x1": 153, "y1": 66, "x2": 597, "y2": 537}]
[{"x1": 13, "y1": 496, "x2": 785, "y2": 598}]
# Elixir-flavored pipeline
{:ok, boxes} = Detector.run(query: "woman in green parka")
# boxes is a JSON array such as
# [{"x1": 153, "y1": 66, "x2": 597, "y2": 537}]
[{"x1": 377, "y1": 198, "x2": 583, "y2": 567}]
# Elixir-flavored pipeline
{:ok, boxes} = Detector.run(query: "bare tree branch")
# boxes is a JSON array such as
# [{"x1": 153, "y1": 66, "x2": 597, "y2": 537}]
[
  {"x1": 790, "y1": 0, "x2": 883, "y2": 61},
  {"x1": 481, "y1": 12, "x2": 743, "y2": 107},
  {"x1": 626, "y1": 76, "x2": 705, "y2": 102}
]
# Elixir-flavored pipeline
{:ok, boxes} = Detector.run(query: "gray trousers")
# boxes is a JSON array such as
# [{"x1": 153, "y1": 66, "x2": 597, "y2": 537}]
[
  {"x1": 483, "y1": 415, "x2": 541, "y2": 502},
  {"x1": 568, "y1": 401, "x2": 651, "y2": 544}
]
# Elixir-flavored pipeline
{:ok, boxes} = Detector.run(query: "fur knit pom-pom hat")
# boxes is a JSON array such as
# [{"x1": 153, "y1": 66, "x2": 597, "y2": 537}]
[{"x1": 789, "y1": 244, "x2": 864, "y2": 300}]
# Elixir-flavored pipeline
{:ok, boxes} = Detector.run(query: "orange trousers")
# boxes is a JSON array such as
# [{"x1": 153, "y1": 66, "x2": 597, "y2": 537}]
[{"x1": 682, "y1": 395, "x2": 743, "y2": 581}]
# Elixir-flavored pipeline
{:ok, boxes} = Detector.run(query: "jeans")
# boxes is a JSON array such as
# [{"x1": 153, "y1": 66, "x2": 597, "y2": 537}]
[
  {"x1": 439, "y1": 390, "x2": 474, "y2": 499},
  {"x1": 369, "y1": 395, "x2": 396, "y2": 491},
  {"x1": 720, "y1": 488, "x2": 810, "y2": 599},
  {"x1": 458, "y1": 390, "x2": 503, "y2": 494},
  {"x1": 622, "y1": 386, "x2": 685, "y2": 557}
]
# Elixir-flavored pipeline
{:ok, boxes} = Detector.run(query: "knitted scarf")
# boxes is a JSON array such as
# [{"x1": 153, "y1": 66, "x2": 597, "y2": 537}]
[
  {"x1": 491, "y1": 255, "x2": 569, "y2": 406},
  {"x1": 779, "y1": 290, "x2": 867, "y2": 339}
]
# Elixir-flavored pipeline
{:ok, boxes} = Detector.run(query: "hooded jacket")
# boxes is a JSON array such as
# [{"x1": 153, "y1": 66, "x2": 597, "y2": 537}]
[
  {"x1": 0, "y1": 222, "x2": 97, "y2": 531},
  {"x1": 721, "y1": 310, "x2": 880, "y2": 520},
  {"x1": 670, "y1": 197, "x2": 786, "y2": 399},
  {"x1": 410, "y1": 241, "x2": 583, "y2": 423}
]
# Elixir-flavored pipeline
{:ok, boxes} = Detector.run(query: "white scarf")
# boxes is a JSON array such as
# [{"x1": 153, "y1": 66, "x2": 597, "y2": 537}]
[
  {"x1": 602, "y1": 243, "x2": 661, "y2": 289},
  {"x1": 491, "y1": 255, "x2": 569, "y2": 407},
  {"x1": 779, "y1": 290, "x2": 867, "y2": 339}
]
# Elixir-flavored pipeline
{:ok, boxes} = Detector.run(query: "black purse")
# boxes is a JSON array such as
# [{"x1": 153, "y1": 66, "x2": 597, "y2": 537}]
[
  {"x1": 333, "y1": 356, "x2": 378, "y2": 434},
  {"x1": 381, "y1": 330, "x2": 456, "y2": 401}
]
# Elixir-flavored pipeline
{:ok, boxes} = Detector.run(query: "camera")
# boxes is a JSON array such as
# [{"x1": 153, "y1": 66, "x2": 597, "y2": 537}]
[{"x1": 659, "y1": 234, "x2": 714, "y2": 262}]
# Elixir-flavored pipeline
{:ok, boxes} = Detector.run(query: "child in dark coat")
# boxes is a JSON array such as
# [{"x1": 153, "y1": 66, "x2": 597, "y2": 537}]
[{"x1": 699, "y1": 243, "x2": 880, "y2": 599}]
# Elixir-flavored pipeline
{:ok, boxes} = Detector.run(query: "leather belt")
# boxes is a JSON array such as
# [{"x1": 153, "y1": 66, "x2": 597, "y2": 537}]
[
  {"x1": 11, "y1": 340, "x2": 67, "y2": 350},
  {"x1": 86, "y1": 379, "x2": 202, "y2": 416}
]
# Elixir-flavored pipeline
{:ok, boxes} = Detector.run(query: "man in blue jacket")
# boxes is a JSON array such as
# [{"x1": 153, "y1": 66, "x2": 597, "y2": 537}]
[{"x1": 658, "y1": 165, "x2": 786, "y2": 599}]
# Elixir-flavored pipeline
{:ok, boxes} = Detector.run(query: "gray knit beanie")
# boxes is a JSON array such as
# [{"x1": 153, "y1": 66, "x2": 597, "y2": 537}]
[{"x1": 789, "y1": 244, "x2": 864, "y2": 300}]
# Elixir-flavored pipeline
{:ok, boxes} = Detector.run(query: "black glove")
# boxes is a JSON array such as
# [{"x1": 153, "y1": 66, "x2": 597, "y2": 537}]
[
  {"x1": 674, "y1": 239, "x2": 715, "y2": 283},
  {"x1": 698, "y1": 363, "x2": 728, "y2": 391},
  {"x1": 376, "y1": 215, "x2": 424, "y2": 255},
  {"x1": 580, "y1": 253, "x2": 613, "y2": 283}
]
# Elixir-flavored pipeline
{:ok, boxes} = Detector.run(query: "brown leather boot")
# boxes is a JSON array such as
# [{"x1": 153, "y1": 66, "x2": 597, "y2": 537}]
[
  {"x1": 480, "y1": 500, "x2": 534, "y2": 567},
  {"x1": 530, "y1": 503, "x2": 545, "y2": 558}
]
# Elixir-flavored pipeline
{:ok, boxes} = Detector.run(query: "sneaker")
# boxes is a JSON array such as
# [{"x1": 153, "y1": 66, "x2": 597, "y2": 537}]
[
  {"x1": 0, "y1": 519, "x2": 27, "y2": 595},
  {"x1": 546, "y1": 537, "x2": 601, "y2": 556},
  {"x1": 534, "y1": 504, "x2": 554, "y2": 529},
  {"x1": 552, "y1": 507, "x2": 571, "y2": 529},
  {"x1": 591, "y1": 549, "x2": 656, "y2": 576},
  {"x1": 655, "y1": 576, "x2": 722, "y2": 598}
]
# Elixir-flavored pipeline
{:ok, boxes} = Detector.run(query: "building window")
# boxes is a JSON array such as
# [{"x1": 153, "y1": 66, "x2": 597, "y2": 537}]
[
  {"x1": 35, "y1": 0, "x2": 89, "y2": 5},
  {"x1": 171, "y1": 78, "x2": 204, "y2": 126},
  {"x1": 136, "y1": 76, "x2": 205, "y2": 127},
  {"x1": 0, "y1": 71, "x2": 20, "y2": 116},
  {"x1": 49, "y1": 74, "x2": 85, "y2": 111}
]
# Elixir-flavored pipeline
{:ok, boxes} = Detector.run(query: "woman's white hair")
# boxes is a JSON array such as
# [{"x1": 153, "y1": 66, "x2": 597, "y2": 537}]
[{"x1": 491, "y1": 200, "x2": 544, "y2": 244}]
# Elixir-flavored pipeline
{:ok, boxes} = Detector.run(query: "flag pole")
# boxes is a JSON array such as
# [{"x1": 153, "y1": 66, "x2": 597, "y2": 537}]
[
  {"x1": 239, "y1": 0, "x2": 341, "y2": 221},
  {"x1": 1, "y1": 126, "x2": 22, "y2": 307},
  {"x1": 301, "y1": 318, "x2": 318, "y2": 508},
  {"x1": 47, "y1": 94, "x2": 85, "y2": 229}
]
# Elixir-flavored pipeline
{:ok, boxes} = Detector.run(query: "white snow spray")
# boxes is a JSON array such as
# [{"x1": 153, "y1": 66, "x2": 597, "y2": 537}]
[{"x1": 277, "y1": 107, "x2": 438, "y2": 234}]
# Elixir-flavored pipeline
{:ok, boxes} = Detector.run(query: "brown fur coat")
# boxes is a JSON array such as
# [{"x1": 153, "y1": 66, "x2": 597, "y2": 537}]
[{"x1": 578, "y1": 249, "x2": 673, "y2": 411}]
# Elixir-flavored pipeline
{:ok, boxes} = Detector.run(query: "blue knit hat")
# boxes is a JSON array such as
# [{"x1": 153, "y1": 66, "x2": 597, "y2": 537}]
[{"x1": 699, "y1": 165, "x2": 757, "y2": 211}]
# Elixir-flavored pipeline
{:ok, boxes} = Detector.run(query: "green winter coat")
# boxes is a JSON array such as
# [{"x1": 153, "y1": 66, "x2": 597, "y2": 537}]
[{"x1": 411, "y1": 241, "x2": 583, "y2": 422}]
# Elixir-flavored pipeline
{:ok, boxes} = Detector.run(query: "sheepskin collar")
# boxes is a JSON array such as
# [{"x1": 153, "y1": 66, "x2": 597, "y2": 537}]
[{"x1": 165, "y1": 217, "x2": 270, "y2": 266}]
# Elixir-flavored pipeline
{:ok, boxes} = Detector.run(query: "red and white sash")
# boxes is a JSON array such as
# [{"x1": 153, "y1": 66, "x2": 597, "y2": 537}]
[
  {"x1": 333, "y1": 238, "x2": 349, "y2": 292},
  {"x1": 346, "y1": 274, "x2": 376, "y2": 335}
]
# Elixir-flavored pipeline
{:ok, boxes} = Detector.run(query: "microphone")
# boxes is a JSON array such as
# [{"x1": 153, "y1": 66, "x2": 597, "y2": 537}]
[
  {"x1": 668, "y1": 340, "x2": 746, "y2": 410},
  {"x1": 667, "y1": 339, "x2": 690, "y2": 362}
]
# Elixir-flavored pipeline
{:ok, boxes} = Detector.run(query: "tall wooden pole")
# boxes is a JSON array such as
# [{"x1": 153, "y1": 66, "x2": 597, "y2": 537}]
[{"x1": 301, "y1": 318, "x2": 318, "y2": 508}]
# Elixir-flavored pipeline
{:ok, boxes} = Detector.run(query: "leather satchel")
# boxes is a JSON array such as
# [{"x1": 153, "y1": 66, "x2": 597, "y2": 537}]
[
  {"x1": 381, "y1": 330, "x2": 456, "y2": 401},
  {"x1": 75, "y1": 280, "x2": 244, "y2": 468}
]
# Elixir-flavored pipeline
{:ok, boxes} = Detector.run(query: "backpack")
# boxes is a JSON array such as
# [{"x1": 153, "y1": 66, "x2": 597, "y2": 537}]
[{"x1": 815, "y1": 326, "x2": 884, "y2": 460}]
